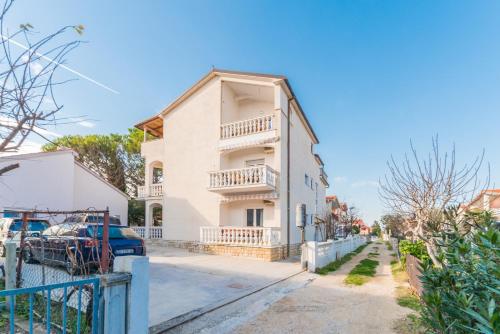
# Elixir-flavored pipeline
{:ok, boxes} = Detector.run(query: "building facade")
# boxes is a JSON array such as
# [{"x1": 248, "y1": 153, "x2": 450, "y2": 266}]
[{"x1": 133, "y1": 69, "x2": 329, "y2": 260}]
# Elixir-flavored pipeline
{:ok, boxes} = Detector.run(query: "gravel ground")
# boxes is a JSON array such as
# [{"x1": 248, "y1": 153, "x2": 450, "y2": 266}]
[{"x1": 233, "y1": 242, "x2": 412, "y2": 334}]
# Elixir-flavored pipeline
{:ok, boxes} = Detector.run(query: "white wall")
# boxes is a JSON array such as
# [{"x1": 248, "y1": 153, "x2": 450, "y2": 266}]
[
  {"x1": 73, "y1": 163, "x2": 129, "y2": 225},
  {"x1": 220, "y1": 200, "x2": 277, "y2": 227},
  {"x1": 0, "y1": 151, "x2": 128, "y2": 225},
  {"x1": 0, "y1": 151, "x2": 75, "y2": 214},
  {"x1": 221, "y1": 147, "x2": 275, "y2": 170},
  {"x1": 162, "y1": 78, "x2": 222, "y2": 241}
]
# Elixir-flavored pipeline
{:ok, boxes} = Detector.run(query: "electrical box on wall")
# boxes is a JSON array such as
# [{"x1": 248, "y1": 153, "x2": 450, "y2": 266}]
[{"x1": 296, "y1": 203, "x2": 306, "y2": 228}]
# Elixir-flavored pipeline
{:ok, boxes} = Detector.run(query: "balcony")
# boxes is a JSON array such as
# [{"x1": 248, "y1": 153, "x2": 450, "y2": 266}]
[
  {"x1": 200, "y1": 226, "x2": 281, "y2": 247},
  {"x1": 130, "y1": 226, "x2": 163, "y2": 239},
  {"x1": 208, "y1": 165, "x2": 278, "y2": 194},
  {"x1": 137, "y1": 183, "x2": 163, "y2": 198},
  {"x1": 219, "y1": 115, "x2": 278, "y2": 151}
]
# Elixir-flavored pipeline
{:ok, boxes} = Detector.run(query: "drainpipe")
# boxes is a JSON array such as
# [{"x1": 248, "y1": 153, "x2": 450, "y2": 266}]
[{"x1": 286, "y1": 97, "x2": 294, "y2": 258}]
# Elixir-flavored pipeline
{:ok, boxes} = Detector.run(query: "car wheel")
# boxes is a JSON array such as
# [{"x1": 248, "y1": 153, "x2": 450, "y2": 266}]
[
  {"x1": 22, "y1": 246, "x2": 35, "y2": 263},
  {"x1": 65, "y1": 257, "x2": 80, "y2": 276}
]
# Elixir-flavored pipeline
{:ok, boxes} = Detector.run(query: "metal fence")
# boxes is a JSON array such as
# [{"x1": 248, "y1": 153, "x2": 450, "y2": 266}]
[
  {"x1": 406, "y1": 254, "x2": 423, "y2": 296},
  {"x1": 0, "y1": 277, "x2": 99, "y2": 334},
  {"x1": 4, "y1": 209, "x2": 112, "y2": 290},
  {"x1": 0, "y1": 209, "x2": 112, "y2": 332}
]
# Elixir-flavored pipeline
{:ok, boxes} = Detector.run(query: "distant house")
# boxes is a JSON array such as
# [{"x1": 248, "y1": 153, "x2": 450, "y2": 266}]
[
  {"x1": 463, "y1": 189, "x2": 500, "y2": 222},
  {"x1": 0, "y1": 150, "x2": 128, "y2": 224},
  {"x1": 353, "y1": 219, "x2": 371, "y2": 235}
]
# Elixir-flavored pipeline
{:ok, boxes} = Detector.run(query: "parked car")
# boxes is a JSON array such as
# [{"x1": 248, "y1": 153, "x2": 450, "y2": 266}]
[
  {"x1": 22, "y1": 223, "x2": 145, "y2": 274},
  {"x1": 63, "y1": 214, "x2": 122, "y2": 225},
  {"x1": 0, "y1": 218, "x2": 50, "y2": 257}
]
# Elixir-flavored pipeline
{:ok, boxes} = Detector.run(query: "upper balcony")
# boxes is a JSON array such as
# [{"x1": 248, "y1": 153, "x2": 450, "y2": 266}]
[
  {"x1": 218, "y1": 115, "x2": 278, "y2": 151},
  {"x1": 137, "y1": 184, "x2": 164, "y2": 199},
  {"x1": 208, "y1": 165, "x2": 278, "y2": 194}
]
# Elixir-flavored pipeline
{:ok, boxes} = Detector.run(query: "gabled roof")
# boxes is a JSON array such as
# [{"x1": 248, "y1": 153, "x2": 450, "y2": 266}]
[{"x1": 135, "y1": 68, "x2": 319, "y2": 143}]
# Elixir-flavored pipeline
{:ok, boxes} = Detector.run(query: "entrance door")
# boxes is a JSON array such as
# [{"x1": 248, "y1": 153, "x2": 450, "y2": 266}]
[{"x1": 246, "y1": 208, "x2": 263, "y2": 227}]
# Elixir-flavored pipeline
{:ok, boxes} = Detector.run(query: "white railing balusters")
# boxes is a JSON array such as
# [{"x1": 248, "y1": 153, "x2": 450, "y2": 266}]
[
  {"x1": 130, "y1": 227, "x2": 163, "y2": 239},
  {"x1": 220, "y1": 115, "x2": 274, "y2": 139},
  {"x1": 208, "y1": 166, "x2": 278, "y2": 190},
  {"x1": 200, "y1": 226, "x2": 281, "y2": 246},
  {"x1": 136, "y1": 183, "x2": 163, "y2": 198}
]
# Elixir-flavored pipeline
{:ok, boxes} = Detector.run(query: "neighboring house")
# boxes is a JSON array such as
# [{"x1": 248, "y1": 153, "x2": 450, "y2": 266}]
[
  {"x1": 464, "y1": 189, "x2": 500, "y2": 222},
  {"x1": 133, "y1": 69, "x2": 329, "y2": 260},
  {"x1": 326, "y1": 196, "x2": 350, "y2": 238},
  {"x1": 353, "y1": 219, "x2": 371, "y2": 236},
  {"x1": 0, "y1": 150, "x2": 128, "y2": 224}
]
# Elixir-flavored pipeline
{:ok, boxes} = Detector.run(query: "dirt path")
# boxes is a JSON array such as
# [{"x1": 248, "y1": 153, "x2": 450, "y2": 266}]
[{"x1": 233, "y1": 241, "x2": 412, "y2": 334}]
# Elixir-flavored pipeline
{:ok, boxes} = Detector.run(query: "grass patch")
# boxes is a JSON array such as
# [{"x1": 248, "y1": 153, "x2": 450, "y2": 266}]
[
  {"x1": 391, "y1": 252, "x2": 397, "y2": 257},
  {"x1": 316, "y1": 243, "x2": 369, "y2": 275},
  {"x1": 393, "y1": 314, "x2": 426, "y2": 334},
  {"x1": 344, "y1": 258, "x2": 379, "y2": 285},
  {"x1": 367, "y1": 252, "x2": 379, "y2": 258},
  {"x1": 385, "y1": 241, "x2": 393, "y2": 250},
  {"x1": 390, "y1": 260, "x2": 421, "y2": 312}
]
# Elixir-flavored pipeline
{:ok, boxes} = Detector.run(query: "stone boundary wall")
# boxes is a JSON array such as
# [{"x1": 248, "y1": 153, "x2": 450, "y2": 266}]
[{"x1": 146, "y1": 239, "x2": 301, "y2": 261}]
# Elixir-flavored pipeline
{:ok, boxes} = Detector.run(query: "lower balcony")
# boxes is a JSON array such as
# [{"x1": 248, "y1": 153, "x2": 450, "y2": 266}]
[
  {"x1": 131, "y1": 226, "x2": 163, "y2": 239},
  {"x1": 137, "y1": 184, "x2": 163, "y2": 198},
  {"x1": 208, "y1": 165, "x2": 278, "y2": 194},
  {"x1": 200, "y1": 226, "x2": 281, "y2": 247}
]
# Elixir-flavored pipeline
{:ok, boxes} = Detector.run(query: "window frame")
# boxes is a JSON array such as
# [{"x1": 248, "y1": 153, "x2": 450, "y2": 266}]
[{"x1": 245, "y1": 208, "x2": 264, "y2": 227}]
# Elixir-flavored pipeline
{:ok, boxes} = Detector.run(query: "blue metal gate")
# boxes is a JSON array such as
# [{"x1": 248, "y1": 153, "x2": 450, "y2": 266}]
[{"x1": 0, "y1": 277, "x2": 100, "y2": 334}]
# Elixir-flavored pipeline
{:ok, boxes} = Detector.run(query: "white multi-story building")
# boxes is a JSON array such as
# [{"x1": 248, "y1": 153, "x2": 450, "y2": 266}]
[{"x1": 133, "y1": 69, "x2": 329, "y2": 260}]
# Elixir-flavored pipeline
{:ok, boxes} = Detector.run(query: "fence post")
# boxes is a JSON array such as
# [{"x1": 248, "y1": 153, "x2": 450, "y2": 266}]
[
  {"x1": 101, "y1": 210, "x2": 110, "y2": 273},
  {"x1": 114, "y1": 256, "x2": 150, "y2": 334},
  {"x1": 306, "y1": 241, "x2": 317, "y2": 273},
  {"x1": 99, "y1": 273, "x2": 131, "y2": 334},
  {"x1": 5, "y1": 242, "x2": 16, "y2": 309}
]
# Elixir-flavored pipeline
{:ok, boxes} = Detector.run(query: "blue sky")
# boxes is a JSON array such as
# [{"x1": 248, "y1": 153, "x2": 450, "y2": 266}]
[{"x1": 6, "y1": 0, "x2": 499, "y2": 224}]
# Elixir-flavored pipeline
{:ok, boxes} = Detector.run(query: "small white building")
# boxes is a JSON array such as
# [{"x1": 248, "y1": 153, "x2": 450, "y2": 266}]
[
  {"x1": 0, "y1": 150, "x2": 128, "y2": 224},
  {"x1": 134, "y1": 69, "x2": 330, "y2": 260}
]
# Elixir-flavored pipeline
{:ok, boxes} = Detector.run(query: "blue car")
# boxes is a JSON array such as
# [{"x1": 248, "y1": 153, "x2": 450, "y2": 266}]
[{"x1": 22, "y1": 223, "x2": 145, "y2": 275}]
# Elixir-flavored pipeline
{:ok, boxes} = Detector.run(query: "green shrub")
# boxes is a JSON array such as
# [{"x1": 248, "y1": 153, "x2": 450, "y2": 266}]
[
  {"x1": 399, "y1": 240, "x2": 429, "y2": 265},
  {"x1": 419, "y1": 210, "x2": 499, "y2": 334}
]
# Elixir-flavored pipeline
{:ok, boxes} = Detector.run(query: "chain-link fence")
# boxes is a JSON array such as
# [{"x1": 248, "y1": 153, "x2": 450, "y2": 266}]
[{"x1": 0, "y1": 209, "x2": 113, "y2": 333}]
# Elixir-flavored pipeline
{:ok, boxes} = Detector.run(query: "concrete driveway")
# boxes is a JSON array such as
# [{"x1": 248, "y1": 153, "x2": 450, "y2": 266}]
[{"x1": 147, "y1": 246, "x2": 302, "y2": 329}]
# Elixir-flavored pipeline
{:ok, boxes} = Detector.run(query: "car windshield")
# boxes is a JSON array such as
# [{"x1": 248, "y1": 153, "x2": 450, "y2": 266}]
[
  {"x1": 10, "y1": 220, "x2": 49, "y2": 232},
  {"x1": 86, "y1": 226, "x2": 141, "y2": 239},
  {"x1": 86, "y1": 216, "x2": 121, "y2": 225}
]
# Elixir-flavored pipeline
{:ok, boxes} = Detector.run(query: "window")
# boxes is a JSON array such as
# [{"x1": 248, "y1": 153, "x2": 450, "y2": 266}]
[
  {"x1": 152, "y1": 167, "x2": 163, "y2": 184},
  {"x1": 245, "y1": 159, "x2": 265, "y2": 167},
  {"x1": 310, "y1": 177, "x2": 314, "y2": 189},
  {"x1": 305, "y1": 174, "x2": 309, "y2": 186},
  {"x1": 246, "y1": 208, "x2": 263, "y2": 227}
]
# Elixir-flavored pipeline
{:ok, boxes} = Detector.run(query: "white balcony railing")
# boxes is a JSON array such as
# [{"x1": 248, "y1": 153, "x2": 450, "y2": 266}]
[
  {"x1": 137, "y1": 183, "x2": 163, "y2": 198},
  {"x1": 200, "y1": 226, "x2": 281, "y2": 247},
  {"x1": 220, "y1": 115, "x2": 274, "y2": 139},
  {"x1": 208, "y1": 165, "x2": 278, "y2": 191},
  {"x1": 131, "y1": 226, "x2": 163, "y2": 239}
]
